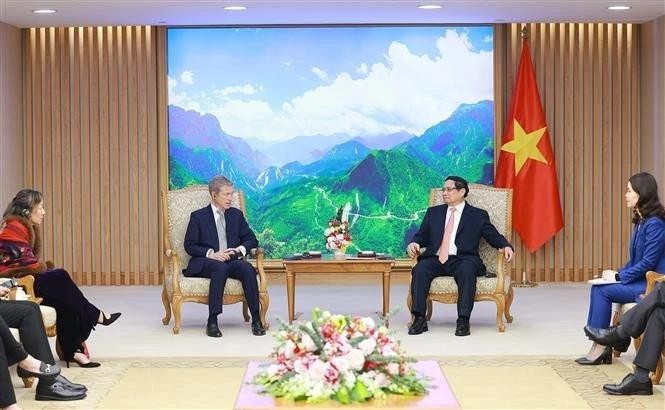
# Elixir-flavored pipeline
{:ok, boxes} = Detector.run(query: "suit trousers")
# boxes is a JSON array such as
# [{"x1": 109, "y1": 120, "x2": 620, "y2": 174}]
[
  {"x1": 410, "y1": 255, "x2": 478, "y2": 320},
  {"x1": 195, "y1": 259, "x2": 260, "y2": 321},
  {"x1": 619, "y1": 282, "x2": 665, "y2": 371},
  {"x1": 0, "y1": 300, "x2": 55, "y2": 407},
  {"x1": 586, "y1": 283, "x2": 641, "y2": 328}
]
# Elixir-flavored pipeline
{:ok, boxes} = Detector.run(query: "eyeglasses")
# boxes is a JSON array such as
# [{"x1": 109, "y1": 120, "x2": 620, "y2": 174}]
[{"x1": 443, "y1": 187, "x2": 459, "y2": 192}]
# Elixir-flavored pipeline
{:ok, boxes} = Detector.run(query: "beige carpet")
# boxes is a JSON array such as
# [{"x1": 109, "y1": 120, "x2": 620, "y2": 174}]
[{"x1": 12, "y1": 356, "x2": 663, "y2": 409}]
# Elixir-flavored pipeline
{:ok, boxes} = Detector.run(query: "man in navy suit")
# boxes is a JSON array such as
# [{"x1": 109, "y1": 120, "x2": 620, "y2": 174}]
[
  {"x1": 183, "y1": 175, "x2": 265, "y2": 337},
  {"x1": 406, "y1": 176, "x2": 514, "y2": 336}
]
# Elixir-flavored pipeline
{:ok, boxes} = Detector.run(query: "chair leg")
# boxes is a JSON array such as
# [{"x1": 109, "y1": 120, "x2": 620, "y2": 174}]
[
  {"x1": 425, "y1": 299, "x2": 433, "y2": 321},
  {"x1": 611, "y1": 311, "x2": 623, "y2": 357},
  {"x1": 493, "y1": 295, "x2": 506, "y2": 332},
  {"x1": 161, "y1": 286, "x2": 172, "y2": 325},
  {"x1": 242, "y1": 301, "x2": 250, "y2": 323},
  {"x1": 504, "y1": 286, "x2": 514, "y2": 323},
  {"x1": 259, "y1": 292, "x2": 270, "y2": 330},
  {"x1": 22, "y1": 377, "x2": 34, "y2": 388},
  {"x1": 651, "y1": 355, "x2": 663, "y2": 385},
  {"x1": 172, "y1": 295, "x2": 182, "y2": 334},
  {"x1": 406, "y1": 291, "x2": 414, "y2": 325}
]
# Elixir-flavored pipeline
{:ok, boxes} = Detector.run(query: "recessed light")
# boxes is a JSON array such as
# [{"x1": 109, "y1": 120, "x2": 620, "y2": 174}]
[
  {"x1": 224, "y1": 5, "x2": 247, "y2": 11},
  {"x1": 418, "y1": 4, "x2": 442, "y2": 9},
  {"x1": 608, "y1": 5, "x2": 631, "y2": 10},
  {"x1": 32, "y1": 9, "x2": 57, "y2": 14}
]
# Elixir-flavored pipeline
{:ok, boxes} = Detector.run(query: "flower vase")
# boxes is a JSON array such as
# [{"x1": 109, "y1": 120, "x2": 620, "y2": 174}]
[{"x1": 333, "y1": 247, "x2": 346, "y2": 259}]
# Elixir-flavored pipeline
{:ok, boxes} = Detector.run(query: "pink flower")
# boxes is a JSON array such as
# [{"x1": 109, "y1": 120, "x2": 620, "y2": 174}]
[{"x1": 324, "y1": 363, "x2": 340, "y2": 384}]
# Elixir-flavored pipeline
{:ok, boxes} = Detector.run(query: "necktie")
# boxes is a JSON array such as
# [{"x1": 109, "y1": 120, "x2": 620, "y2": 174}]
[
  {"x1": 438, "y1": 207, "x2": 456, "y2": 264},
  {"x1": 217, "y1": 210, "x2": 227, "y2": 251}
]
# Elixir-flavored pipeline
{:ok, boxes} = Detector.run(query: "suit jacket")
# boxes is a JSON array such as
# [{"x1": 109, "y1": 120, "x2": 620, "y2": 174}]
[
  {"x1": 618, "y1": 215, "x2": 665, "y2": 290},
  {"x1": 411, "y1": 202, "x2": 512, "y2": 276},
  {"x1": 183, "y1": 205, "x2": 258, "y2": 276}
]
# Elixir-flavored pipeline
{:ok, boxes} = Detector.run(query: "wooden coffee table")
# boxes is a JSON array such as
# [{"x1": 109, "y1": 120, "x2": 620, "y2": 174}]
[
  {"x1": 282, "y1": 256, "x2": 395, "y2": 323},
  {"x1": 235, "y1": 360, "x2": 460, "y2": 409}
]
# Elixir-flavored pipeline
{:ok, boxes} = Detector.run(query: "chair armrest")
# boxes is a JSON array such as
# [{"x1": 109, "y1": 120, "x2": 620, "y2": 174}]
[
  {"x1": 494, "y1": 251, "x2": 506, "y2": 294},
  {"x1": 645, "y1": 271, "x2": 665, "y2": 294},
  {"x1": 164, "y1": 250, "x2": 183, "y2": 295},
  {"x1": 16, "y1": 275, "x2": 36, "y2": 296},
  {"x1": 249, "y1": 247, "x2": 268, "y2": 292}
]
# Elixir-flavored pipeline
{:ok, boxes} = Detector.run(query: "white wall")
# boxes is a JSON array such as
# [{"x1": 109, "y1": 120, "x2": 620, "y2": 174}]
[
  {"x1": 641, "y1": 15, "x2": 665, "y2": 186},
  {"x1": 0, "y1": 21, "x2": 23, "y2": 207}
]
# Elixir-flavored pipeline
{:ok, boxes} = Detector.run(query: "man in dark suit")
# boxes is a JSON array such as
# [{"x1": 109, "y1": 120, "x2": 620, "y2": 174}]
[
  {"x1": 584, "y1": 281, "x2": 665, "y2": 396},
  {"x1": 407, "y1": 176, "x2": 514, "y2": 336},
  {"x1": 183, "y1": 175, "x2": 265, "y2": 337}
]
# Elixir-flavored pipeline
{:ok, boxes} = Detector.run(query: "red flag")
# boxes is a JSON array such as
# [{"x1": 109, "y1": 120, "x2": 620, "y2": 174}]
[{"x1": 495, "y1": 39, "x2": 563, "y2": 252}]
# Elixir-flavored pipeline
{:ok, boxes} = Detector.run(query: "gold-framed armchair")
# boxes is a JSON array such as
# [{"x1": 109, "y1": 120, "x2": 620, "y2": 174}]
[
  {"x1": 2, "y1": 276, "x2": 57, "y2": 388},
  {"x1": 406, "y1": 183, "x2": 515, "y2": 332},
  {"x1": 160, "y1": 185, "x2": 269, "y2": 334},
  {"x1": 612, "y1": 270, "x2": 665, "y2": 384}
]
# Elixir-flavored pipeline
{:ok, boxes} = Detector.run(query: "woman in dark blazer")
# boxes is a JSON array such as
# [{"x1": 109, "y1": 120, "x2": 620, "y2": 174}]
[
  {"x1": 577, "y1": 172, "x2": 665, "y2": 365},
  {"x1": 0, "y1": 190, "x2": 121, "y2": 368}
]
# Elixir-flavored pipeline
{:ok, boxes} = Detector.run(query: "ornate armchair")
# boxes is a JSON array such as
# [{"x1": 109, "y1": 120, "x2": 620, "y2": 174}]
[
  {"x1": 406, "y1": 184, "x2": 514, "y2": 332},
  {"x1": 612, "y1": 271, "x2": 664, "y2": 384},
  {"x1": 2, "y1": 276, "x2": 57, "y2": 388},
  {"x1": 160, "y1": 185, "x2": 269, "y2": 334}
]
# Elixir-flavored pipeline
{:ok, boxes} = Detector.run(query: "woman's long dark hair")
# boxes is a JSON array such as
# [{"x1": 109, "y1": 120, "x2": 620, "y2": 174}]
[
  {"x1": 629, "y1": 172, "x2": 665, "y2": 224},
  {"x1": 3, "y1": 189, "x2": 43, "y2": 219}
]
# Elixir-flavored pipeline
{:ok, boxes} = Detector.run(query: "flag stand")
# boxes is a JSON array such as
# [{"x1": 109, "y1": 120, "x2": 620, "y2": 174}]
[{"x1": 513, "y1": 271, "x2": 538, "y2": 288}]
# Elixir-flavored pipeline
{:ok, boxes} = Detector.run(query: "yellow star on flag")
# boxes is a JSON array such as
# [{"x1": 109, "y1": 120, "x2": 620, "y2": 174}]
[{"x1": 500, "y1": 119, "x2": 548, "y2": 174}]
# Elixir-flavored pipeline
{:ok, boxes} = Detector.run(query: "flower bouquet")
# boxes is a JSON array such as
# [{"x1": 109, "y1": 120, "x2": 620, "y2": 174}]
[
  {"x1": 252, "y1": 309, "x2": 429, "y2": 404},
  {"x1": 325, "y1": 206, "x2": 352, "y2": 255}
]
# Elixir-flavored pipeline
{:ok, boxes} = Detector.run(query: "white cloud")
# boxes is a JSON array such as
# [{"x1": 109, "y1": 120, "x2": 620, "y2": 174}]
[
  {"x1": 174, "y1": 30, "x2": 493, "y2": 142},
  {"x1": 284, "y1": 61, "x2": 292, "y2": 67},
  {"x1": 180, "y1": 70, "x2": 195, "y2": 85},
  {"x1": 356, "y1": 63, "x2": 368, "y2": 75},
  {"x1": 311, "y1": 67, "x2": 330, "y2": 82},
  {"x1": 168, "y1": 75, "x2": 200, "y2": 111},
  {"x1": 483, "y1": 35, "x2": 493, "y2": 43},
  {"x1": 214, "y1": 84, "x2": 259, "y2": 98}
]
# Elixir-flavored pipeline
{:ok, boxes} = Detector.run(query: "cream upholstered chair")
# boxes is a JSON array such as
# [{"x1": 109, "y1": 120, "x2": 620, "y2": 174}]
[
  {"x1": 612, "y1": 271, "x2": 664, "y2": 384},
  {"x1": 160, "y1": 185, "x2": 269, "y2": 334},
  {"x1": 1, "y1": 276, "x2": 57, "y2": 388},
  {"x1": 406, "y1": 183, "x2": 514, "y2": 332}
]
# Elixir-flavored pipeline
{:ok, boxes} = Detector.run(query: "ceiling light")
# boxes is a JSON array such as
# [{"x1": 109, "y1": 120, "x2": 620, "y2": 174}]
[
  {"x1": 418, "y1": 5, "x2": 442, "y2": 9},
  {"x1": 32, "y1": 9, "x2": 57, "y2": 14},
  {"x1": 224, "y1": 5, "x2": 247, "y2": 11},
  {"x1": 608, "y1": 5, "x2": 631, "y2": 10}
]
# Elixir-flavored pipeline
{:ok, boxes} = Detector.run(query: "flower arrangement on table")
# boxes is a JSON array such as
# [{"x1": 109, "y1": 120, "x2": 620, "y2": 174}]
[
  {"x1": 252, "y1": 309, "x2": 429, "y2": 404},
  {"x1": 324, "y1": 206, "x2": 352, "y2": 254}
]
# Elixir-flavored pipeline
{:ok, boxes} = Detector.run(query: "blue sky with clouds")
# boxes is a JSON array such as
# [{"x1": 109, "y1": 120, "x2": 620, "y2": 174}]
[{"x1": 168, "y1": 26, "x2": 494, "y2": 141}]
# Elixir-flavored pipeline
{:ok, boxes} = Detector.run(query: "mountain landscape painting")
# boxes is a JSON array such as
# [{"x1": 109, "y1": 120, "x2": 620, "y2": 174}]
[{"x1": 168, "y1": 26, "x2": 495, "y2": 258}]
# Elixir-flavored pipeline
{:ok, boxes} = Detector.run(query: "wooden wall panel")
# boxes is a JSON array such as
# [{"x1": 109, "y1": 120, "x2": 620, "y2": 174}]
[
  {"x1": 23, "y1": 26, "x2": 161, "y2": 285},
  {"x1": 496, "y1": 23, "x2": 641, "y2": 283}
]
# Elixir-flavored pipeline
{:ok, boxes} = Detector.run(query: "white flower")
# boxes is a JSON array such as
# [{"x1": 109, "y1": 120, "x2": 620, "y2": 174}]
[
  {"x1": 382, "y1": 346, "x2": 397, "y2": 356},
  {"x1": 362, "y1": 317, "x2": 376, "y2": 330},
  {"x1": 324, "y1": 228, "x2": 332, "y2": 236},
  {"x1": 331, "y1": 356, "x2": 350, "y2": 373},
  {"x1": 266, "y1": 364, "x2": 282, "y2": 377},
  {"x1": 374, "y1": 372, "x2": 390, "y2": 387},
  {"x1": 284, "y1": 340, "x2": 296, "y2": 359},
  {"x1": 346, "y1": 349, "x2": 365, "y2": 371},
  {"x1": 343, "y1": 372, "x2": 356, "y2": 388},
  {"x1": 308, "y1": 359, "x2": 327, "y2": 382},
  {"x1": 301, "y1": 334, "x2": 317, "y2": 352},
  {"x1": 358, "y1": 338, "x2": 377, "y2": 356},
  {"x1": 387, "y1": 362, "x2": 400, "y2": 375},
  {"x1": 294, "y1": 358, "x2": 309, "y2": 374}
]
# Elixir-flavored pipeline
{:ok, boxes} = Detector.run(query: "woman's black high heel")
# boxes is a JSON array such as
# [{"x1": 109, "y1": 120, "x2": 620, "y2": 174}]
[
  {"x1": 575, "y1": 346, "x2": 613, "y2": 365},
  {"x1": 99, "y1": 312, "x2": 121, "y2": 326},
  {"x1": 66, "y1": 349, "x2": 101, "y2": 368}
]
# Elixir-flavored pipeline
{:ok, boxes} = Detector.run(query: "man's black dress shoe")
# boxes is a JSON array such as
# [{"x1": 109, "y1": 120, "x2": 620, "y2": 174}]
[
  {"x1": 206, "y1": 323, "x2": 222, "y2": 337},
  {"x1": 251, "y1": 322, "x2": 266, "y2": 336},
  {"x1": 455, "y1": 320, "x2": 470, "y2": 337},
  {"x1": 584, "y1": 326, "x2": 631, "y2": 352},
  {"x1": 603, "y1": 373, "x2": 653, "y2": 395},
  {"x1": 35, "y1": 380, "x2": 86, "y2": 401},
  {"x1": 54, "y1": 375, "x2": 87, "y2": 393},
  {"x1": 408, "y1": 316, "x2": 428, "y2": 335}
]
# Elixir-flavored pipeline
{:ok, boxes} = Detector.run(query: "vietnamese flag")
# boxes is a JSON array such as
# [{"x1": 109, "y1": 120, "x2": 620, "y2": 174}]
[{"x1": 495, "y1": 39, "x2": 563, "y2": 252}]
